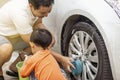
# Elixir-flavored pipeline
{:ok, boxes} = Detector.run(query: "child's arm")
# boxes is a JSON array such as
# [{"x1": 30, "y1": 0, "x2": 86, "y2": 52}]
[
  {"x1": 22, "y1": 55, "x2": 31, "y2": 66},
  {"x1": 20, "y1": 55, "x2": 33, "y2": 78}
]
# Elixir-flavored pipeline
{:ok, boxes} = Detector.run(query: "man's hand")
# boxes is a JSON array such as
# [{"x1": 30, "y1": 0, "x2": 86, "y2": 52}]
[
  {"x1": 61, "y1": 56, "x2": 75, "y2": 73},
  {"x1": 33, "y1": 23, "x2": 46, "y2": 29},
  {"x1": 33, "y1": 18, "x2": 42, "y2": 28}
]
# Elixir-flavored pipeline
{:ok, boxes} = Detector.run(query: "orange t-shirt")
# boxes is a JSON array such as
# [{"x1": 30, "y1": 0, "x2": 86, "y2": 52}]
[{"x1": 20, "y1": 50, "x2": 66, "y2": 80}]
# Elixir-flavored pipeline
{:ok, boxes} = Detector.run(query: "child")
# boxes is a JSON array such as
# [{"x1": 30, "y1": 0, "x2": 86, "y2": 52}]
[{"x1": 20, "y1": 28, "x2": 66, "y2": 80}]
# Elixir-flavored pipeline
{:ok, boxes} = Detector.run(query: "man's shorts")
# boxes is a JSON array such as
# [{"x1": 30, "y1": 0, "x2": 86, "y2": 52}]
[{"x1": 0, "y1": 35, "x2": 28, "y2": 51}]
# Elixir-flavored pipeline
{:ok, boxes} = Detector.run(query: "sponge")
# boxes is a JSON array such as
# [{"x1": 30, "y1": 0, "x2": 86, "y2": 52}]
[{"x1": 71, "y1": 59, "x2": 83, "y2": 76}]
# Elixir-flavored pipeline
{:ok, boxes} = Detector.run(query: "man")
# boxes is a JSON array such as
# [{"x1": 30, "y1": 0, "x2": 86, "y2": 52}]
[{"x1": 0, "y1": 0, "x2": 74, "y2": 79}]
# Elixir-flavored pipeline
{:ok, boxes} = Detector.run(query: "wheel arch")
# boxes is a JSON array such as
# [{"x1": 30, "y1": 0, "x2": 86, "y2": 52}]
[
  {"x1": 60, "y1": 11, "x2": 115, "y2": 79},
  {"x1": 61, "y1": 14, "x2": 105, "y2": 54}
]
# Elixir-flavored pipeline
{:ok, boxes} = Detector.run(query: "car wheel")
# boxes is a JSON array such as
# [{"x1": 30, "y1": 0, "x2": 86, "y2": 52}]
[{"x1": 62, "y1": 22, "x2": 113, "y2": 80}]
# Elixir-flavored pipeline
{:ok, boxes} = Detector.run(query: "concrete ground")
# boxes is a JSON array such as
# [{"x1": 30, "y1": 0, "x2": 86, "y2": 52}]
[{"x1": 2, "y1": 51, "x2": 19, "y2": 80}]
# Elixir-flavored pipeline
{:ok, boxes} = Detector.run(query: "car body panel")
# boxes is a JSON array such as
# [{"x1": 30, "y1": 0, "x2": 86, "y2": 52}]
[{"x1": 43, "y1": 0, "x2": 120, "y2": 80}]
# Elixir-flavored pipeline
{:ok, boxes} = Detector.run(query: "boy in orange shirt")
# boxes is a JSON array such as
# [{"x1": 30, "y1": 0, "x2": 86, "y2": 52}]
[{"x1": 20, "y1": 28, "x2": 66, "y2": 80}]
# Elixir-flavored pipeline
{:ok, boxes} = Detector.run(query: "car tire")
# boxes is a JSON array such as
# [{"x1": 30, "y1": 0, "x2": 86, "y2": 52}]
[{"x1": 61, "y1": 22, "x2": 113, "y2": 80}]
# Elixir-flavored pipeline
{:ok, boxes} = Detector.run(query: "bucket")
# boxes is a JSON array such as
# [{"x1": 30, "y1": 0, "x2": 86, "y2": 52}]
[{"x1": 16, "y1": 62, "x2": 30, "y2": 80}]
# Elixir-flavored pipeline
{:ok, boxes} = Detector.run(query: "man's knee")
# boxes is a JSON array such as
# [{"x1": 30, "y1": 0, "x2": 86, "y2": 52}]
[{"x1": 0, "y1": 43, "x2": 13, "y2": 62}]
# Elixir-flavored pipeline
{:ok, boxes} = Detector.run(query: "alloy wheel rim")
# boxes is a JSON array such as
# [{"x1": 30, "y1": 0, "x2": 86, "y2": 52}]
[{"x1": 68, "y1": 31, "x2": 99, "y2": 80}]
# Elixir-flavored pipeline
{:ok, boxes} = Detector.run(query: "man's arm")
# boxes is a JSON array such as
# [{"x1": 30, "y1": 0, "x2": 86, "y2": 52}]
[
  {"x1": 20, "y1": 34, "x2": 31, "y2": 44},
  {"x1": 33, "y1": 18, "x2": 45, "y2": 29},
  {"x1": 18, "y1": 18, "x2": 44, "y2": 45}
]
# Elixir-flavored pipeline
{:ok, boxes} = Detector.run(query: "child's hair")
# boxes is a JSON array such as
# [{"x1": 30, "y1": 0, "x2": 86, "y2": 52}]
[{"x1": 30, "y1": 28, "x2": 52, "y2": 49}]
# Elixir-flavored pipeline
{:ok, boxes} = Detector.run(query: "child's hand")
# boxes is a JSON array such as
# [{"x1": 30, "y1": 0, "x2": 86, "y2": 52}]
[
  {"x1": 61, "y1": 56, "x2": 75, "y2": 73},
  {"x1": 24, "y1": 55, "x2": 28, "y2": 61},
  {"x1": 23, "y1": 55, "x2": 31, "y2": 65}
]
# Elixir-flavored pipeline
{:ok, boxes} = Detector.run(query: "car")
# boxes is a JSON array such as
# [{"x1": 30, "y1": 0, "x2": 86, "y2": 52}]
[{"x1": 43, "y1": 0, "x2": 120, "y2": 80}]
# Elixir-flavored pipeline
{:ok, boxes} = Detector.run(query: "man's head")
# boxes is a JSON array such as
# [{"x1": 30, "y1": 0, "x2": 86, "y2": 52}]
[
  {"x1": 30, "y1": 28, "x2": 52, "y2": 53},
  {"x1": 29, "y1": 0, "x2": 54, "y2": 18}
]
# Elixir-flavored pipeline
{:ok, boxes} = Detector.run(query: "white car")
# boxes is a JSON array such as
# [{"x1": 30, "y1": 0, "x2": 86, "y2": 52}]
[{"x1": 43, "y1": 0, "x2": 120, "y2": 80}]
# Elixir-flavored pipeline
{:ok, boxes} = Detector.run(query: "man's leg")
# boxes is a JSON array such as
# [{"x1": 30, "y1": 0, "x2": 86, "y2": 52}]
[
  {"x1": 5, "y1": 36, "x2": 31, "y2": 77},
  {"x1": 0, "y1": 36, "x2": 13, "y2": 80}
]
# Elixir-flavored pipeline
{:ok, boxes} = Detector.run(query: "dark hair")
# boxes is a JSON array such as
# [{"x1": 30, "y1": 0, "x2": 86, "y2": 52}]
[
  {"x1": 28, "y1": 0, "x2": 54, "y2": 9},
  {"x1": 30, "y1": 28, "x2": 52, "y2": 49}
]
